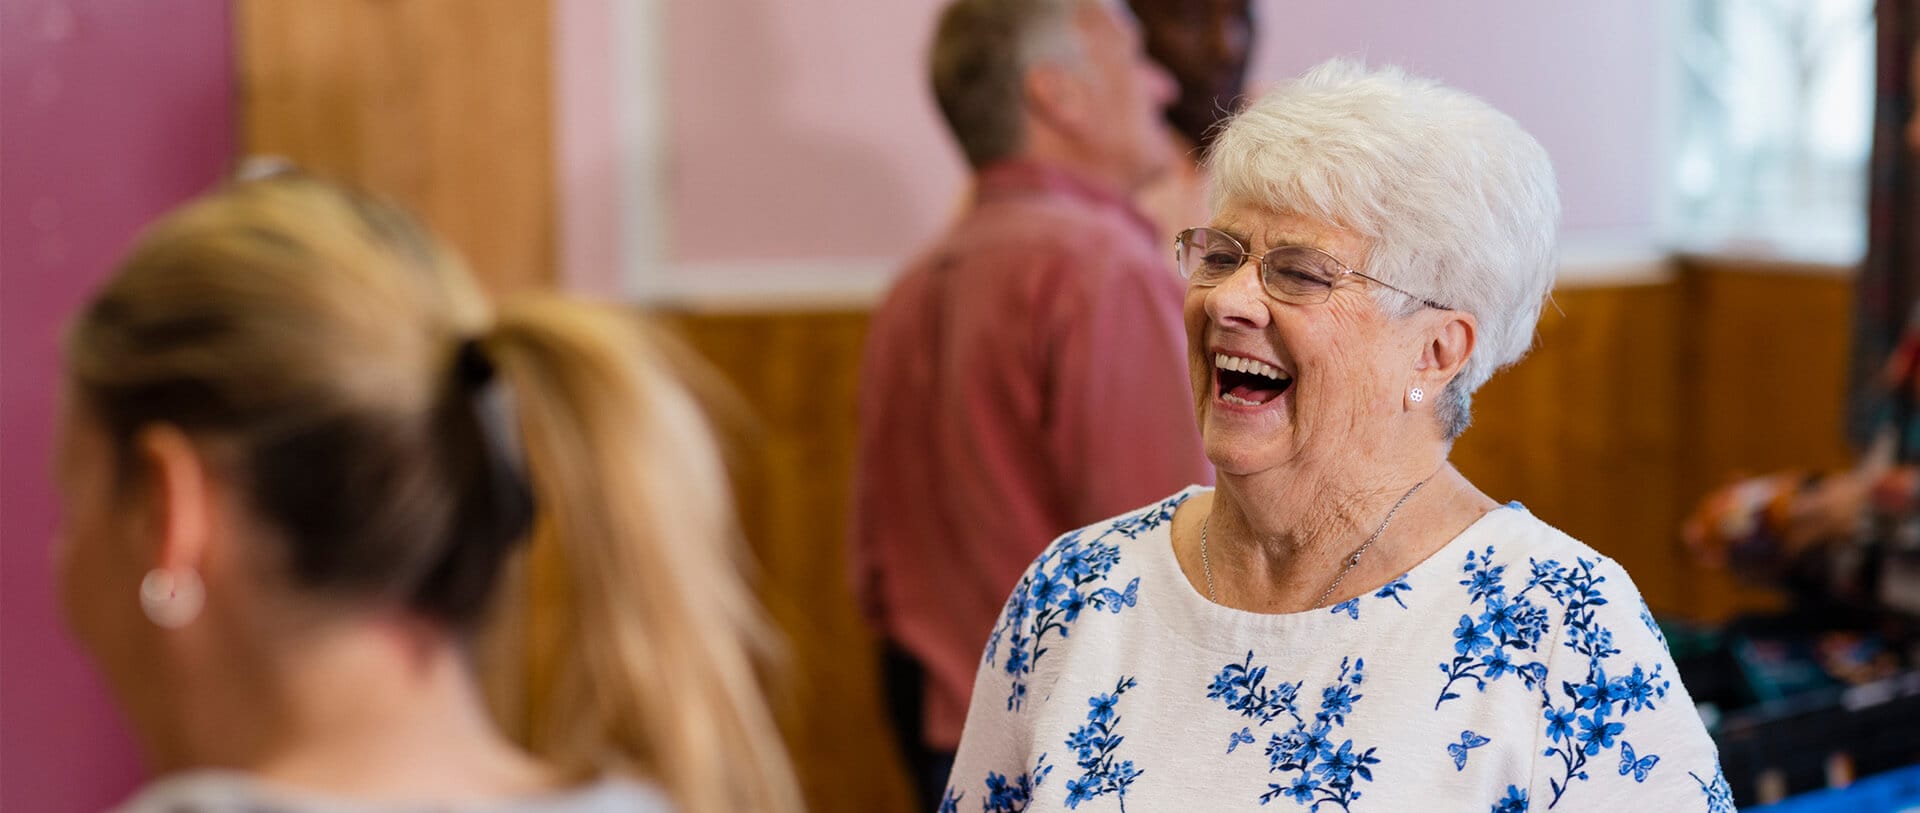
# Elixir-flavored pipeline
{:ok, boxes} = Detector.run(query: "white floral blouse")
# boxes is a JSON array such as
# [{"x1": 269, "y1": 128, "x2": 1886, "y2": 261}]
[{"x1": 945, "y1": 487, "x2": 1731, "y2": 813}]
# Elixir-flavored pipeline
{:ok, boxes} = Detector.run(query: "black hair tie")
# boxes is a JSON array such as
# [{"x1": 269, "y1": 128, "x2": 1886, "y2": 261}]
[
  {"x1": 411, "y1": 336, "x2": 538, "y2": 621},
  {"x1": 455, "y1": 337, "x2": 497, "y2": 388},
  {"x1": 455, "y1": 337, "x2": 535, "y2": 547}
]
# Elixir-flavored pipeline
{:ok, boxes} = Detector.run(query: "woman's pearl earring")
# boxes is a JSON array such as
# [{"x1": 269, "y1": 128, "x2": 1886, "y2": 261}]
[
  {"x1": 1408, "y1": 387, "x2": 1425, "y2": 404},
  {"x1": 140, "y1": 567, "x2": 204, "y2": 629}
]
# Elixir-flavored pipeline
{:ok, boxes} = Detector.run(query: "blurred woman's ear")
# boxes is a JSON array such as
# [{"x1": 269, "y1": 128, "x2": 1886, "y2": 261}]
[{"x1": 129, "y1": 424, "x2": 217, "y2": 590}]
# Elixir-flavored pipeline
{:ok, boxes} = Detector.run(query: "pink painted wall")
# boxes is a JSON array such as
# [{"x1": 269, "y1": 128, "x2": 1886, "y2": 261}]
[
  {"x1": 662, "y1": 0, "x2": 1665, "y2": 265},
  {"x1": 555, "y1": 0, "x2": 624, "y2": 296},
  {"x1": 0, "y1": 1, "x2": 234, "y2": 810},
  {"x1": 666, "y1": 0, "x2": 964, "y2": 263},
  {"x1": 1249, "y1": 0, "x2": 1665, "y2": 237}
]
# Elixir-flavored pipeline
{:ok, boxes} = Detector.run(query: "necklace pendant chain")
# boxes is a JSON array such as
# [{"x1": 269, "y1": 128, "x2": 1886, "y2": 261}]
[{"x1": 1201, "y1": 476, "x2": 1431, "y2": 609}]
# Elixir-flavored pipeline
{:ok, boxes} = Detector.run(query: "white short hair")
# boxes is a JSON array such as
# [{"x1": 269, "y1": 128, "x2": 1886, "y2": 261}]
[{"x1": 1206, "y1": 60, "x2": 1560, "y2": 439}]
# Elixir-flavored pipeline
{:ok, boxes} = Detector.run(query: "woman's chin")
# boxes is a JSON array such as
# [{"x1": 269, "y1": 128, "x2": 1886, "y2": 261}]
[{"x1": 1202, "y1": 404, "x2": 1293, "y2": 476}]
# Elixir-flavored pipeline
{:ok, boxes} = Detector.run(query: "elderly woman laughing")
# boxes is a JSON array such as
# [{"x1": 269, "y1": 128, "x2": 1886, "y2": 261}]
[{"x1": 942, "y1": 61, "x2": 1726, "y2": 813}]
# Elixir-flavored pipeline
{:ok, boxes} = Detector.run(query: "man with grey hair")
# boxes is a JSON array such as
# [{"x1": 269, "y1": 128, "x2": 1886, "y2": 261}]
[{"x1": 849, "y1": 0, "x2": 1210, "y2": 804}]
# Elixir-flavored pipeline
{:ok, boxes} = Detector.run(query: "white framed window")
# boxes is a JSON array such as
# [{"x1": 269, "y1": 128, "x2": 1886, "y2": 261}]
[{"x1": 1665, "y1": 0, "x2": 1877, "y2": 265}]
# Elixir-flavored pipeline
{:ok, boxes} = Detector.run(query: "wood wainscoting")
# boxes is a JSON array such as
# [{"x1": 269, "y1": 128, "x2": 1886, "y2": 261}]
[
  {"x1": 236, "y1": 0, "x2": 556, "y2": 294},
  {"x1": 653, "y1": 260, "x2": 1856, "y2": 811},
  {"x1": 653, "y1": 311, "x2": 914, "y2": 813},
  {"x1": 1450, "y1": 260, "x2": 1854, "y2": 623}
]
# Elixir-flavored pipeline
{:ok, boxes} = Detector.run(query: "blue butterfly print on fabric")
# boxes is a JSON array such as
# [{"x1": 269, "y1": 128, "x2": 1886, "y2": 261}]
[
  {"x1": 1617, "y1": 741, "x2": 1659, "y2": 783},
  {"x1": 1089, "y1": 579, "x2": 1139, "y2": 611},
  {"x1": 1329, "y1": 598, "x2": 1360, "y2": 620},
  {"x1": 1447, "y1": 730, "x2": 1491, "y2": 771},
  {"x1": 1227, "y1": 727, "x2": 1256, "y2": 754},
  {"x1": 984, "y1": 493, "x2": 1188, "y2": 712}
]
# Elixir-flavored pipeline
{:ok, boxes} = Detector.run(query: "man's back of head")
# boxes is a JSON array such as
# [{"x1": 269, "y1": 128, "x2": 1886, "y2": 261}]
[{"x1": 929, "y1": 0, "x2": 1177, "y2": 194}]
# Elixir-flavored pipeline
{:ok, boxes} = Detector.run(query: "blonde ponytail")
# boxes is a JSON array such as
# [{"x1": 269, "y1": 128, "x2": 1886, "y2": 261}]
[
  {"x1": 480, "y1": 298, "x2": 803, "y2": 813},
  {"x1": 73, "y1": 175, "x2": 800, "y2": 813}
]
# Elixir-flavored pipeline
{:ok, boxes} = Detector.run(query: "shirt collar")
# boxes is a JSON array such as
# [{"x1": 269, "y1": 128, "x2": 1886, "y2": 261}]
[{"x1": 974, "y1": 160, "x2": 1158, "y2": 239}]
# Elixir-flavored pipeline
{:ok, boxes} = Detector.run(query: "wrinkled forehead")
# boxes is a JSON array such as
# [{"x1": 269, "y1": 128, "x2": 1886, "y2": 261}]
[{"x1": 1208, "y1": 202, "x2": 1369, "y2": 263}]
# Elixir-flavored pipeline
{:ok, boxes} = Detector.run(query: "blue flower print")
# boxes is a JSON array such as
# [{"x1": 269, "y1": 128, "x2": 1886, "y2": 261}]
[
  {"x1": 1576, "y1": 711, "x2": 1623, "y2": 756},
  {"x1": 1206, "y1": 652, "x2": 1300, "y2": 725},
  {"x1": 1482, "y1": 596, "x2": 1523, "y2": 640},
  {"x1": 1436, "y1": 549, "x2": 1675, "y2": 809},
  {"x1": 1300, "y1": 572, "x2": 1417, "y2": 622},
  {"x1": 1491, "y1": 784, "x2": 1529, "y2": 813},
  {"x1": 975, "y1": 754, "x2": 1052, "y2": 813},
  {"x1": 1059, "y1": 588, "x2": 1087, "y2": 623},
  {"x1": 1483, "y1": 647, "x2": 1515, "y2": 680},
  {"x1": 1435, "y1": 547, "x2": 1554, "y2": 709},
  {"x1": 1616, "y1": 665, "x2": 1662, "y2": 712},
  {"x1": 1031, "y1": 572, "x2": 1070, "y2": 607},
  {"x1": 985, "y1": 494, "x2": 1188, "y2": 711},
  {"x1": 1453, "y1": 615, "x2": 1493, "y2": 656},
  {"x1": 1638, "y1": 599, "x2": 1668, "y2": 651},
  {"x1": 940, "y1": 787, "x2": 961, "y2": 813},
  {"x1": 1466, "y1": 564, "x2": 1506, "y2": 602},
  {"x1": 1573, "y1": 666, "x2": 1617, "y2": 711},
  {"x1": 1207, "y1": 653, "x2": 1378, "y2": 810},
  {"x1": 1374, "y1": 574, "x2": 1413, "y2": 608},
  {"x1": 1107, "y1": 497, "x2": 1182, "y2": 538},
  {"x1": 1543, "y1": 706, "x2": 1576, "y2": 744},
  {"x1": 1320, "y1": 681, "x2": 1360, "y2": 726},
  {"x1": 1281, "y1": 773, "x2": 1321, "y2": 803},
  {"x1": 1314, "y1": 740, "x2": 1375, "y2": 786},
  {"x1": 1062, "y1": 677, "x2": 1143, "y2": 811},
  {"x1": 1331, "y1": 573, "x2": 1418, "y2": 620},
  {"x1": 1087, "y1": 692, "x2": 1120, "y2": 725},
  {"x1": 1692, "y1": 766, "x2": 1734, "y2": 813}
]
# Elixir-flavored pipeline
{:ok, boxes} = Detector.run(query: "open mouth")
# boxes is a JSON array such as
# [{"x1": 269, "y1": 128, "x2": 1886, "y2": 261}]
[{"x1": 1214, "y1": 353, "x2": 1293, "y2": 408}]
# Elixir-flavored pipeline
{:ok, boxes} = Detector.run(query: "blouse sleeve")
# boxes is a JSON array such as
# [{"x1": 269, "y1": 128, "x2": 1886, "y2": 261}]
[
  {"x1": 1523, "y1": 557, "x2": 1733, "y2": 812},
  {"x1": 941, "y1": 553, "x2": 1058, "y2": 813}
]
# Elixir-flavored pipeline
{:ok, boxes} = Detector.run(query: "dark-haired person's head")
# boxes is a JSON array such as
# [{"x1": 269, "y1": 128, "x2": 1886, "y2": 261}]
[{"x1": 1125, "y1": 0, "x2": 1254, "y2": 149}]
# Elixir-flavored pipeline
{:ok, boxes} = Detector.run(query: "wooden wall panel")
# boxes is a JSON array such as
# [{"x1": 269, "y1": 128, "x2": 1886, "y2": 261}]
[
  {"x1": 654, "y1": 310, "x2": 915, "y2": 813},
  {"x1": 236, "y1": 0, "x2": 555, "y2": 293},
  {"x1": 1674, "y1": 261, "x2": 1857, "y2": 621},
  {"x1": 1452, "y1": 282, "x2": 1689, "y2": 614}
]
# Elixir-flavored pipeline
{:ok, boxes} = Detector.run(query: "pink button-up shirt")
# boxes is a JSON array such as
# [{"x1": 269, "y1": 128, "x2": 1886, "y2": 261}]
[{"x1": 850, "y1": 160, "x2": 1212, "y2": 750}]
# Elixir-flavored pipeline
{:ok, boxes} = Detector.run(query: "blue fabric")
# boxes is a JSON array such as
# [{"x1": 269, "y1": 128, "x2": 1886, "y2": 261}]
[{"x1": 1746, "y1": 764, "x2": 1920, "y2": 812}]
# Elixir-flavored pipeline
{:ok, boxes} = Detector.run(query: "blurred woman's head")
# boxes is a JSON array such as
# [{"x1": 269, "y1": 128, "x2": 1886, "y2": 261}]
[{"x1": 57, "y1": 175, "x2": 799, "y2": 813}]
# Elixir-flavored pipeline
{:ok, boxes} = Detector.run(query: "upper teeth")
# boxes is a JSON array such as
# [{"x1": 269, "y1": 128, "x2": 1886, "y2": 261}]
[{"x1": 1216, "y1": 353, "x2": 1285, "y2": 381}]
